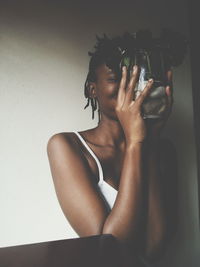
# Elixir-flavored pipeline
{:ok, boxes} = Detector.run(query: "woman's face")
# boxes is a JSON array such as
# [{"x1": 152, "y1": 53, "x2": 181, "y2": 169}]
[{"x1": 92, "y1": 64, "x2": 121, "y2": 120}]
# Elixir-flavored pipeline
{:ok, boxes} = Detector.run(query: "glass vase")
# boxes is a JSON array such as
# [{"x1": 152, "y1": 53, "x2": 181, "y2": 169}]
[{"x1": 134, "y1": 49, "x2": 168, "y2": 119}]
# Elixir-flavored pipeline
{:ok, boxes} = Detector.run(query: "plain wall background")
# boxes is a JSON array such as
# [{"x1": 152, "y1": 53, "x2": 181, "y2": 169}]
[{"x1": 0, "y1": 0, "x2": 199, "y2": 266}]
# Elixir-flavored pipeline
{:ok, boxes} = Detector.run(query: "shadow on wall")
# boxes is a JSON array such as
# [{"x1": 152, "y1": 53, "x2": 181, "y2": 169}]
[{"x1": 161, "y1": 76, "x2": 200, "y2": 266}]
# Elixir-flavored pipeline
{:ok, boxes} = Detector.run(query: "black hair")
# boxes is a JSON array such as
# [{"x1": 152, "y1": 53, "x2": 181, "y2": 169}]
[{"x1": 84, "y1": 34, "x2": 123, "y2": 123}]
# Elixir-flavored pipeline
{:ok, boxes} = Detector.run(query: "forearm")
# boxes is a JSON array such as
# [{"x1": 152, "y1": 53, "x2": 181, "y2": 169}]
[
  {"x1": 102, "y1": 142, "x2": 145, "y2": 245},
  {"x1": 143, "y1": 140, "x2": 167, "y2": 259}
]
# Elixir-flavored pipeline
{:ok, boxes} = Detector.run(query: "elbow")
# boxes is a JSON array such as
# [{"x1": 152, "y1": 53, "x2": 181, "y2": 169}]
[
  {"x1": 102, "y1": 225, "x2": 122, "y2": 241},
  {"x1": 101, "y1": 226, "x2": 120, "y2": 240},
  {"x1": 78, "y1": 227, "x2": 103, "y2": 238},
  {"x1": 102, "y1": 225, "x2": 137, "y2": 245},
  {"x1": 78, "y1": 220, "x2": 109, "y2": 238},
  {"x1": 102, "y1": 229, "x2": 123, "y2": 242}
]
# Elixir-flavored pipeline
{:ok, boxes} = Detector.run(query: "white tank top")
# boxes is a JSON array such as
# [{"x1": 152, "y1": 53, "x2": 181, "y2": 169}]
[
  {"x1": 73, "y1": 131, "x2": 156, "y2": 267},
  {"x1": 73, "y1": 131, "x2": 118, "y2": 209}
]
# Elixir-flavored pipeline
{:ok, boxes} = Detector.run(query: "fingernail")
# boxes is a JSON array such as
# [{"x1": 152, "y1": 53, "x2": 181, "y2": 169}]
[
  {"x1": 133, "y1": 65, "x2": 137, "y2": 73},
  {"x1": 123, "y1": 66, "x2": 126, "y2": 72},
  {"x1": 166, "y1": 86, "x2": 171, "y2": 95},
  {"x1": 149, "y1": 78, "x2": 153, "y2": 82}
]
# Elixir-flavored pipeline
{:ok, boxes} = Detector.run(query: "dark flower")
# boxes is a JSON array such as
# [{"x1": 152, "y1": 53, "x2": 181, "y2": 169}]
[
  {"x1": 88, "y1": 29, "x2": 188, "y2": 79},
  {"x1": 159, "y1": 28, "x2": 188, "y2": 67}
]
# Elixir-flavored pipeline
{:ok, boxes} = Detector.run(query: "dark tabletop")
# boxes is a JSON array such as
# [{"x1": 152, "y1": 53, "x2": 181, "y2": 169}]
[{"x1": 0, "y1": 234, "x2": 127, "y2": 267}]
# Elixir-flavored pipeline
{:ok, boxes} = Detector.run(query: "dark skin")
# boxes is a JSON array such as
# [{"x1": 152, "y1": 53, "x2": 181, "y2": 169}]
[{"x1": 47, "y1": 64, "x2": 178, "y2": 265}]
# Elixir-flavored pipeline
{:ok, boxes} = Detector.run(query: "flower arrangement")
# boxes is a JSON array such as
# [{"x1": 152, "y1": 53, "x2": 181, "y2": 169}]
[
  {"x1": 89, "y1": 29, "x2": 188, "y2": 118},
  {"x1": 94, "y1": 28, "x2": 188, "y2": 82}
]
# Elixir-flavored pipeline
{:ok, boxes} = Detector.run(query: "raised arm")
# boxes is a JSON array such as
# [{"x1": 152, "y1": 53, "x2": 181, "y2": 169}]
[{"x1": 101, "y1": 66, "x2": 153, "y2": 245}]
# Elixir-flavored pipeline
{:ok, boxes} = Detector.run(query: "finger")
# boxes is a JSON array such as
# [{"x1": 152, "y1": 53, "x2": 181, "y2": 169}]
[
  {"x1": 135, "y1": 78, "x2": 154, "y2": 107},
  {"x1": 117, "y1": 66, "x2": 127, "y2": 107},
  {"x1": 164, "y1": 86, "x2": 173, "y2": 118},
  {"x1": 166, "y1": 85, "x2": 174, "y2": 106},
  {"x1": 166, "y1": 70, "x2": 173, "y2": 89},
  {"x1": 166, "y1": 70, "x2": 173, "y2": 81},
  {"x1": 165, "y1": 85, "x2": 171, "y2": 97},
  {"x1": 123, "y1": 65, "x2": 139, "y2": 105}
]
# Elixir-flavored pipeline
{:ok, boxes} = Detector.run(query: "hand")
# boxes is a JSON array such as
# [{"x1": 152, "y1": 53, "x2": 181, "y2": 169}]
[
  {"x1": 115, "y1": 65, "x2": 154, "y2": 145},
  {"x1": 145, "y1": 70, "x2": 174, "y2": 141}
]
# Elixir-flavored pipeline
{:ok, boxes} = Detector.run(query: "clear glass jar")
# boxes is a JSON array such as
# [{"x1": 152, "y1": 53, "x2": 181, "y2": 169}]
[{"x1": 133, "y1": 49, "x2": 168, "y2": 119}]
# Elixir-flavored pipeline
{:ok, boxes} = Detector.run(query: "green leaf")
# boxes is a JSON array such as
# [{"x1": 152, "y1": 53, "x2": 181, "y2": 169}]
[{"x1": 123, "y1": 56, "x2": 131, "y2": 68}]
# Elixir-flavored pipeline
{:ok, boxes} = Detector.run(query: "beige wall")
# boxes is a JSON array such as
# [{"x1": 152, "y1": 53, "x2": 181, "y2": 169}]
[{"x1": 0, "y1": 0, "x2": 199, "y2": 266}]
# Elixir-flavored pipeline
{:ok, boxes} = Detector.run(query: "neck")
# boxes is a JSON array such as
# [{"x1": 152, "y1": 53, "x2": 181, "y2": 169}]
[{"x1": 92, "y1": 114, "x2": 126, "y2": 147}]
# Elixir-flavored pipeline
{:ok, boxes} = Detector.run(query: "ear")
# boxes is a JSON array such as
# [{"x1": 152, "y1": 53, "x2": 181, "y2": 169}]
[{"x1": 88, "y1": 82, "x2": 97, "y2": 98}]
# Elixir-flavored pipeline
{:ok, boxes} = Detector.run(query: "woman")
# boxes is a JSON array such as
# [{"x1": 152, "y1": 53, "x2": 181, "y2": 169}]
[{"x1": 47, "y1": 34, "x2": 178, "y2": 266}]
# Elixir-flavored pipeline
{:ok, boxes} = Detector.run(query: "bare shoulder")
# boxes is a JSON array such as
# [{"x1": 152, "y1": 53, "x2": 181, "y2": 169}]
[
  {"x1": 47, "y1": 132, "x2": 80, "y2": 155},
  {"x1": 46, "y1": 131, "x2": 90, "y2": 176}
]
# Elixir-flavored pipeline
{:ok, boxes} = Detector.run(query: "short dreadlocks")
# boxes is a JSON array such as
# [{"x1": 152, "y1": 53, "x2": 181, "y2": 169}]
[{"x1": 84, "y1": 33, "x2": 130, "y2": 123}]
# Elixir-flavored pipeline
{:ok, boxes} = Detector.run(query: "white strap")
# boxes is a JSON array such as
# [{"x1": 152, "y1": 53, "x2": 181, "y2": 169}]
[{"x1": 73, "y1": 131, "x2": 104, "y2": 184}]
